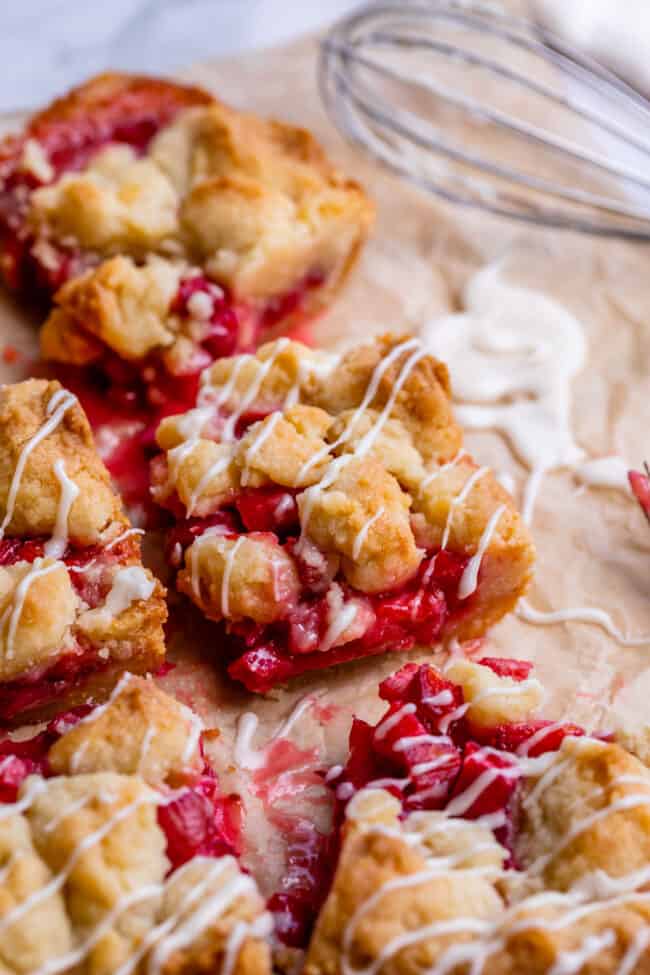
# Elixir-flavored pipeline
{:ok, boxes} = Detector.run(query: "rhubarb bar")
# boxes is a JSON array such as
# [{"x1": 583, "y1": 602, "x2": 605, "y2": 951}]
[
  {"x1": 0, "y1": 72, "x2": 372, "y2": 413},
  {"x1": 0, "y1": 378, "x2": 166, "y2": 722},
  {"x1": 0, "y1": 673, "x2": 270, "y2": 974},
  {"x1": 306, "y1": 658, "x2": 650, "y2": 975},
  {"x1": 152, "y1": 334, "x2": 535, "y2": 692}
]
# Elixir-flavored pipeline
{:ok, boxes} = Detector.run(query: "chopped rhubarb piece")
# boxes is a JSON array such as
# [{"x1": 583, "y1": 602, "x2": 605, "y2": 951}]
[
  {"x1": 629, "y1": 464, "x2": 650, "y2": 523},
  {"x1": 446, "y1": 742, "x2": 519, "y2": 819},
  {"x1": 329, "y1": 660, "x2": 586, "y2": 859},
  {"x1": 474, "y1": 719, "x2": 584, "y2": 757},
  {"x1": 236, "y1": 488, "x2": 299, "y2": 534},
  {"x1": 267, "y1": 819, "x2": 335, "y2": 947},
  {"x1": 158, "y1": 772, "x2": 241, "y2": 870},
  {"x1": 477, "y1": 657, "x2": 534, "y2": 681}
]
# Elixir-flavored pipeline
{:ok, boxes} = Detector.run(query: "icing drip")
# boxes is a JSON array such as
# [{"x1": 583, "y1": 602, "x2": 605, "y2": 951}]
[
  {"x1": 458, "y1": 504, "x2": 506, "y2": 599},
  {"x1": 187, "y1": 451, "x2": 233, "y2": 516},
  {"x1": 440, "y1": 468, "x2": 488, "y2": 551},
  {"x1": 618, "y1": 927, "x2": 650, "y2": 975},
  {"x1": 240, "y1": 411, "x2": 281, "y2": 487},
  {"x1": 221, "y1": 537, "x2": 244, "y2": 617},
  {"x1": 32, "y1": 884, "x2": 163, "y2": 975},
  {"x1": 517, "y1": 599, "x2": 650, "y2": 648},
  {"x1": 0, "y1": 389, "x2": 77, "y2": 540},
  {"x1": 351, "y1": 506, "x2": 385, "y2": 561},
  {"x1": 375, "y1": 703, "x2": 417, "y2": 741},
  {"x1": 44, "y1": 459, "x2": 80, "y2": 559},
  {"x1": 574, "y1": 455, "x2": 632, "y2": 493},
  {"x1": 234, "y1": 692, "x2": 325, "y2": 771},
  {"x1": 0, "y1": 790, "x2": 169, "y2": 934},
  {"x1": 0, "y1": 558, "x2": 63, "y2": 660},
  {"x1": 220, "y1": 339, "x2": 291, "y2": 442},
  {"x1": 298, "y1": 340, "x2": 428, "y2": 539},
  {"x1": 421, "y1": 260, "x2": 647, "y2": 646},
  {"x1": 83, "y1": 566, "x2": 155, "y2": 627},
  {"x1": 148, "y1": 858, "x2": 256, "y2": 975},
  {"x1": 551, "y1": 931, "x2": 618, "y2": 974},
  {"x1": 418, "y1": 449, "x2": 467, "y2": 496},
  {"x1": 422, "y1": 262, "x2": 586, "y2": 472}
]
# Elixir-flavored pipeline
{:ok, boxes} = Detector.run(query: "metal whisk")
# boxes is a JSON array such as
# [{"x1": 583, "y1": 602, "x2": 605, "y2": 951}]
[{"x1": 319, "y1": 1, "x2": 650, "y2": 238}]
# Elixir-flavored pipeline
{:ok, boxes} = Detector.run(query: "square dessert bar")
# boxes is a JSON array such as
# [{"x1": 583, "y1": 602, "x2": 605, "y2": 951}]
[
  {"x1": 0, "y1": 72, "x2": 373, "y2": 416},
  {"x1": 305, "y1": 658, "x2": 650, "y2": 975},
  {"x1": 0, "y1": 378, "x2": 166, "y2": 723},
  {"x1": 152, "y1": 335, "x2": 535, "y2": 692},
  {"x1": 0, "y1": 674, "x2": 271, "y2": 975}
]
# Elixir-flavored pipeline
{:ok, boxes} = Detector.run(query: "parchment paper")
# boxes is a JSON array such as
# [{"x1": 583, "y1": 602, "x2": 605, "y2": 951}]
[{"x1": 1, "y1": 13, "x2": 650, "y2": 895}]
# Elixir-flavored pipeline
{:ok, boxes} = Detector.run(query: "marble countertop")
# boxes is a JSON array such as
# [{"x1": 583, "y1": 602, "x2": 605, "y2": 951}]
[{"x1": 0, "y1": 0, "x2": 360, "y2": 113}]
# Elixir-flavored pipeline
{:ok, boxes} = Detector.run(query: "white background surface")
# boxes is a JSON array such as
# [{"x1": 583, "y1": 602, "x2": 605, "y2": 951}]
[{"x1": 0, "y1": 0, "x2": 360, "y2": 113}]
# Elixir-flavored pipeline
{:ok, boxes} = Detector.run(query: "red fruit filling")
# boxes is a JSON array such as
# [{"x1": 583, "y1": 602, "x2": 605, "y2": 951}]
[
  {"x1": 267, "y1": 818, "x2": 335, "y2": 948},
  {"x1": 157, "y1": 766, "x2": 241, "y2": 871},
  {"x1": 261, "y1": 658, "x2": 585, "y2": 949},
  {"x1": 0, "y1": 533, "x2": 145, "y2": 722},
  {"x1": 0, "y1": 645, "x2": 112, "y2": 723},
  {"x1": 328, "y1": 661, "x2": 585, "y2": 854},
  {"x1": 166, "y1": 488, "x2": 471, "y2": 692}
]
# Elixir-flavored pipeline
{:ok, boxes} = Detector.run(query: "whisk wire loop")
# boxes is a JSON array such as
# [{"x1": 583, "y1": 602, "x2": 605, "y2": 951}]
[{"x1": 320, "y1": 1, "x2": 650, "y2": 238}]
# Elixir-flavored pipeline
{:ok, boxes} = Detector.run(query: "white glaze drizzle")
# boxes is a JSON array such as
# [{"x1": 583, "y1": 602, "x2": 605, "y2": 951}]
[
  {"x1": 618, "y1": 926, "x2": 650, "y2": 975},
  {"x1": 340, "y1": 747, "x2": 650, "y2": 975},
  {"x1": 320, "y1": 599, "x2": 359, "y2": 653},
  {"x1": 186, "y1": 451, "x2": 233, "y2": 516},
  {"x1": 148, "y1": 858, "x2": 256, "y2": 975},
  {"x1": 516, "y1": 722, "x2": 573, "y2": 757},
  {"x1": 418, "y1": 449, "x2": 467, "y2": 496},
  {"x1": 0, "y1": 558, "x2": 62, "y2": 660},
  {"x1": 527, "y1": 792, "x2": 650, "y2": 877},
  {"x1": 351, "y1": 507, "x2": 385, "y2": 561},
  {"x1": 343, "y1": 917, "x2": 492, "y2": 975},
  {"x1": 83, "y1": 566, "x2": 155, "y2": 627},
  {"x1": 298, "y1": 341, "x2": 428, "y2": 538},
  {"x1": 393, "y1": 734, "x2": 451, "y2": 751},
  {"x1": 221, "y1": 537, "x2": 244, "y2": 617},
  {"x1": 421, "y1": 261, "x2": 649, "y2": 647},
  {"x1": 298, "y1": 338, "x2": 420, "y2": 485},
  {"x1": 439, "y1": 467, "x2": 488, "y2": 554},
  {"x1": 240, "y1": 411, "x2": 281, "y2": 487},
  {"x1": 551, "y1": 931, "x2": 617, "y2": 974},
  {"x1": 574, "y1": 455, "x2": 632, "y2": 493},
  {"x1": 517, "y1": 598, "x2": 650, "y2": 647},
  {"x1": 458, "y1": 504, "x2": 506, "y2": 599},
  {"x1": 0, "y1": 389, "x2": 77, "y2": 541},
  {"x1": 374, "y1": 703, "x2": 417, "y2": 741},
  {"x1": 234, "y1": 692, "x2": 325, "y2": 771},
  {"x1": 422, "y1": 261, "x2": 586, "y2": 473},
  {"x1": 0, "y1": 789, "x2": 172, "y2": 933},
  {"x1": 31, "y1": 883, "x2": 163, "y2": 975},
  {"x1": 67, "y1": 528, "x2": 145, "y2": 576},
  {"x1": 221, "y1": 340, "x2": 291, "y2": 442},
  {"x1": 44, "y1": 459, "x2": 79, "y2": 559}
]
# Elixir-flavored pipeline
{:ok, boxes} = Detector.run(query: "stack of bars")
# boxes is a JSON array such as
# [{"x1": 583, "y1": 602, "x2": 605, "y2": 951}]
[{"x1": 0, "y1": 70, "x2": 647, "y2": 975}]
